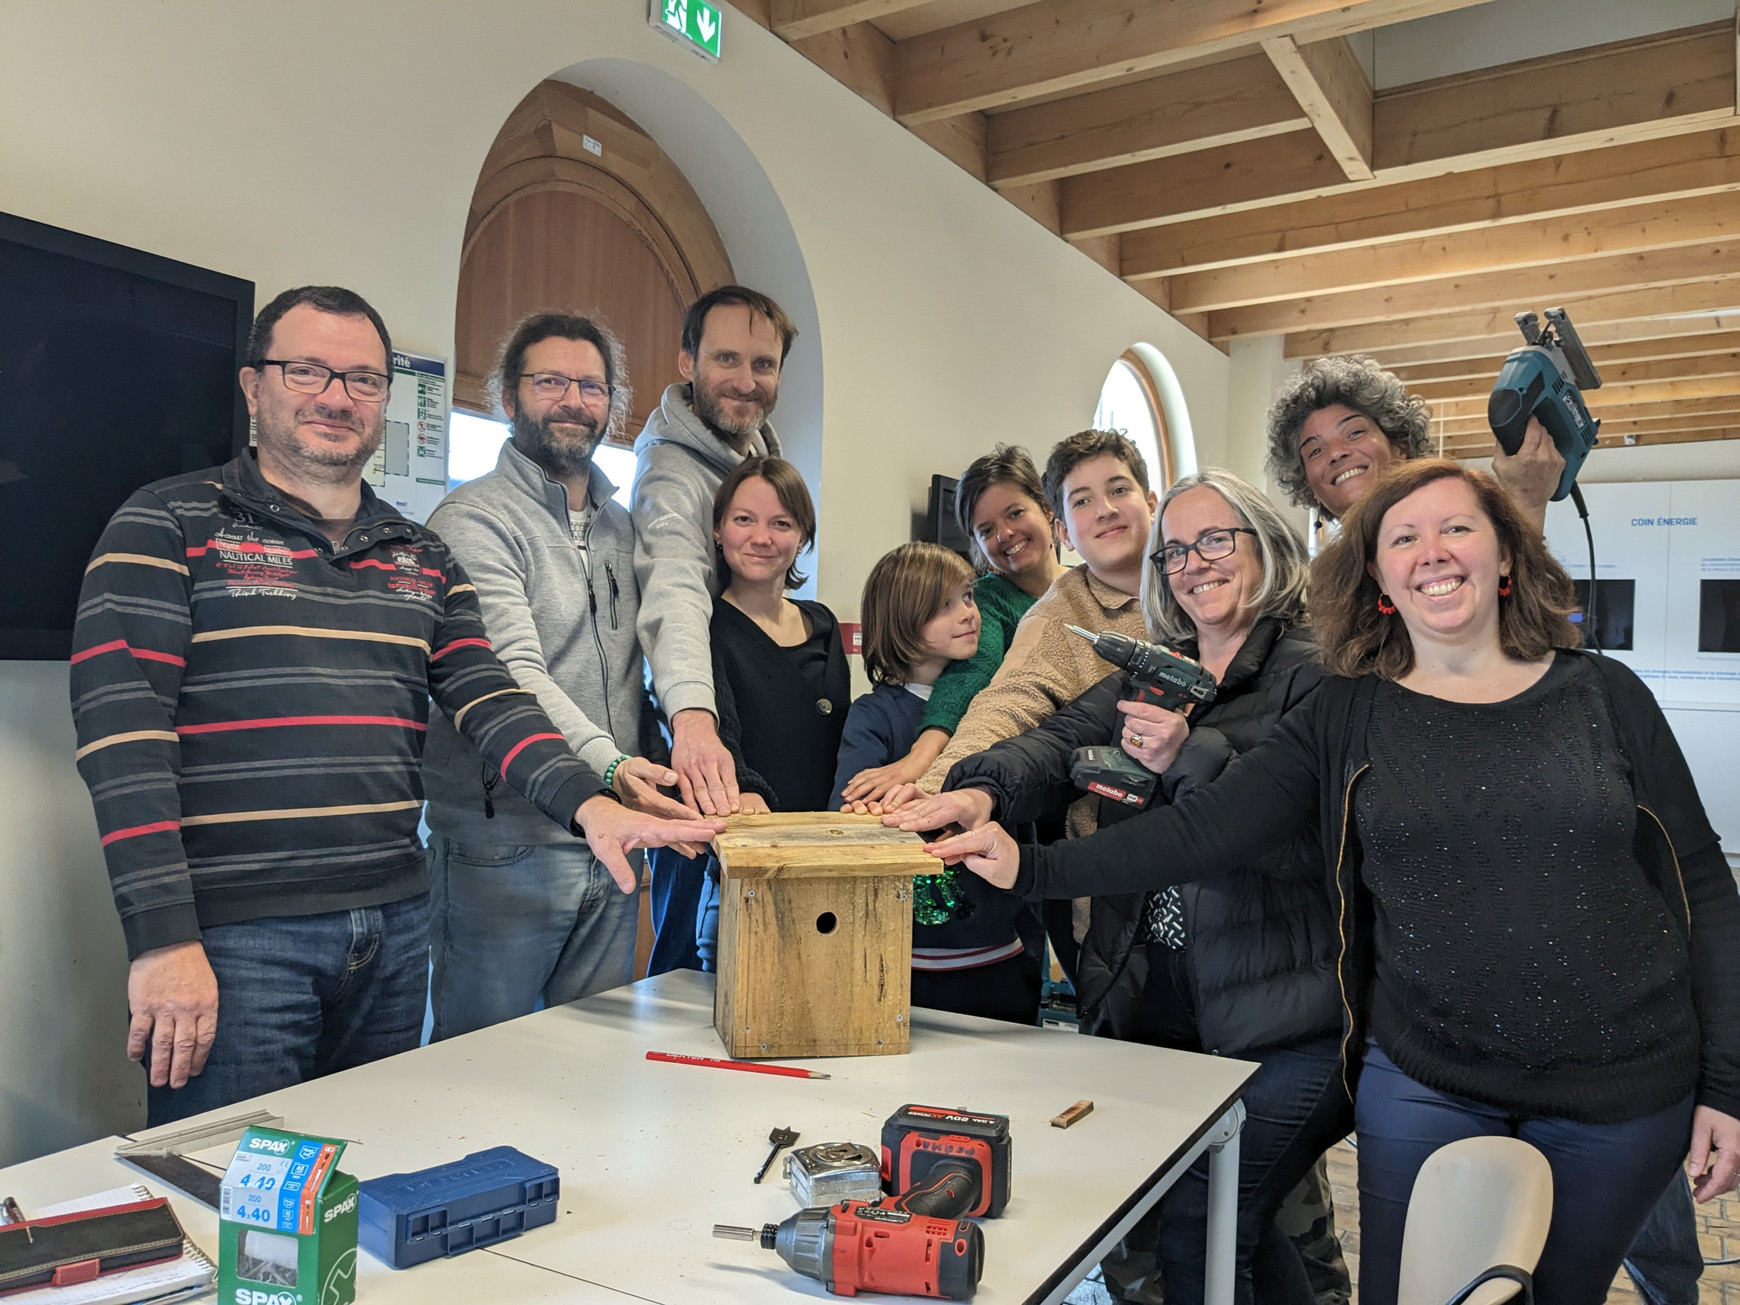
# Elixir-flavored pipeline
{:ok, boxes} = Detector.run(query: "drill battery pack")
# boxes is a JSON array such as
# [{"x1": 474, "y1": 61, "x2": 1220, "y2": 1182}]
[{"x1": 880, "y1": 1104, "x2": 1012, "y2": 1219}]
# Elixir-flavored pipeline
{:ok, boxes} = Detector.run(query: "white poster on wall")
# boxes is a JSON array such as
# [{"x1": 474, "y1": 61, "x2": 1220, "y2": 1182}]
[
  {"x1": 365, "y1": 350, "x2": 448, "y2": 523},
  {"x1": 1544, "y1": 479, "x2": 1740, "y2": 704},
  {"x1": 1545, "y1": 479, "x2": 1739, "y2": 852}
]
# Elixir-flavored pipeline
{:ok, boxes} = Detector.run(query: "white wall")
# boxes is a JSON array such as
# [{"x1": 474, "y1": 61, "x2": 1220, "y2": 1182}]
[
  {"x1": 0, "y1": 1, "x2": 1226, "y2": 1162},
  {"x1": 1221, "y1": 335, "x2": 1308, "y2": 503}
]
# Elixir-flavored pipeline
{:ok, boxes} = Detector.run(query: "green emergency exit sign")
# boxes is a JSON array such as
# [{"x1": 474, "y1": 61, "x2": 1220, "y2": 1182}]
[{"x1": 650, "y1": 0, "x2": 722, "y2": 61}]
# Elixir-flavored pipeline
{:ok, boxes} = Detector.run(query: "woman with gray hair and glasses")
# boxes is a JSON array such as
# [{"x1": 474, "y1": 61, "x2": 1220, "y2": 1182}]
[{"x1": 887, "y1": 469, "x2": 1344, "y2": 1305}]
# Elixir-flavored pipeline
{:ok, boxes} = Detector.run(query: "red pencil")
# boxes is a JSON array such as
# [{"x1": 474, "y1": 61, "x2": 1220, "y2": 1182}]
[{"x1": 645, "y1": 1051, "x2": 831, "y2": 1080}]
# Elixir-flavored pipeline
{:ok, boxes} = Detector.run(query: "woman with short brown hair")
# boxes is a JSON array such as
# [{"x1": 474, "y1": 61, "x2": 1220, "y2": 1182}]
[{"x1": 1308, "y1": 457, "x2": 1581, "y2": 680}]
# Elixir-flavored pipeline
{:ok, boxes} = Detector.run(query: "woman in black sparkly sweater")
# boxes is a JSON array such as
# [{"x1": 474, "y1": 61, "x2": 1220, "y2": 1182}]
[{"x1": 918, "y1": 459, "x2": 1740, "y2": 1305}]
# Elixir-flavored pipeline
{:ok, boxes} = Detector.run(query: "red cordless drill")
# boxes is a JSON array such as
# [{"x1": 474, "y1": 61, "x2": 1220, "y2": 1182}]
[{"x1": 714, "y1": 1200, "x2": 984, "y2": 1299}]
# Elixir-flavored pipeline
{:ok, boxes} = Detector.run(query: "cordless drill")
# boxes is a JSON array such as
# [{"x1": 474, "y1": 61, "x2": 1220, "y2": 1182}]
[
  {"x1": 1488, "y1": 307, "x2": 1603, "y2": 503},
  {"x1": 1065, "y1": 625, "x2": 1217, "y2": 808},
  {"x1": 713, "y1": 1105, "x2": 1009, "y2": 1298},
  {"x1": 714, "y1": 1201, "x2": 984, "y2": 1299}
]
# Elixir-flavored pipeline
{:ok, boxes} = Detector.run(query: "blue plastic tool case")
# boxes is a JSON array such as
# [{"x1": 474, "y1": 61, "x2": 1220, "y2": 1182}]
[{"x1": 358, "y1": 1146, "x2": 559, "y2": 1269}]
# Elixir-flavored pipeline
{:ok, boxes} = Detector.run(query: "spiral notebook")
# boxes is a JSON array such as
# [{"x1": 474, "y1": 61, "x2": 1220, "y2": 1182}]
[{"x1": 7, "y1": 1185, "x2": 215, "y2": 1304}]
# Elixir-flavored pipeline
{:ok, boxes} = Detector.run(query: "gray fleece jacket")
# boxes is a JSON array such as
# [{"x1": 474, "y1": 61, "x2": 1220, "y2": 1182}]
[
  {"x1": 631, "y1": 382, "x2": 780, "y2": 720},
  {"x1": 423, "y1": 439, "x2": 644, "y2": 844}
]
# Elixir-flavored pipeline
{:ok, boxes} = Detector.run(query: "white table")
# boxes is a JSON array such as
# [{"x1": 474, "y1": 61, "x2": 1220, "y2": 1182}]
[{"x1": 1, "y1": 971, "x2": 1254, "y2": 1304}]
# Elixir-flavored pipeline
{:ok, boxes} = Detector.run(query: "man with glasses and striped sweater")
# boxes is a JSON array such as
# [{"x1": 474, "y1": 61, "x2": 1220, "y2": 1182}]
[{"x1": 70, "y1": 285, "x2": 721, "y2": 1125}]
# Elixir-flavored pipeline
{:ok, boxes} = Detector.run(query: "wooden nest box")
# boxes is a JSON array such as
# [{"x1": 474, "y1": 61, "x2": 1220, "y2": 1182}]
[{"x1": 711, "y1": 813, "x2": 937, "y2": 1059}]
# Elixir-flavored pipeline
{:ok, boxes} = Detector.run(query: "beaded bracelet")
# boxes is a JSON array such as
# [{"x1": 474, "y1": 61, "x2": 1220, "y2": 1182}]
[{"x1": 602, "y1": 754, "x2": 631, "y2": 789}]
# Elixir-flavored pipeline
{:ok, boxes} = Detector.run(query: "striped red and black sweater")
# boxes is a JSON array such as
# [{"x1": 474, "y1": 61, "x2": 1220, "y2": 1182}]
[{"x1": 71, "y1": 452, "x2": 610, "y2": 960}]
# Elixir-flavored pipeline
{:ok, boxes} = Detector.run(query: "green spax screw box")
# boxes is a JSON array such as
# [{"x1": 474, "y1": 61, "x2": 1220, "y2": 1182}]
[{"x1": 218, "y1": 1126, "x2": 358, "y2": 1305}]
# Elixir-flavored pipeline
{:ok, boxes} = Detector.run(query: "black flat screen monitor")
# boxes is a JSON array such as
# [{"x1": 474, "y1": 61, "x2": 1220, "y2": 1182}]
[
  {"x1": 924, "y1": 474, "x2": 973, "y2": 560},
  {"x1": 1699, "y1": 578, "x2": 1740, "y2": 653},
  {"x1": 1570, "y1": 578, "x2": 1636, "y2": 652},
  {"x1": 0, "y1": 212, "x2": 253, "y2": 659}
]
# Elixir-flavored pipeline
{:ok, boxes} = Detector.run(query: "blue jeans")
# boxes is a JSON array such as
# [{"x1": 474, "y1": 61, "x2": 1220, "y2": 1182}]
[
  {"x1": 646, "y1": 845, "x2": 709, "y2": 975},
  {"x1": 146, "y1": 896, "x2": 430, "y2": 1127},
  {"x1": 696, "y1": 859, "x2": 722, "y2": 972},
  {"x1": 427, "y1": 835, "x2": 639, "y2": 1040},
  {"x1": 1354, "y1": 1041, "x2": 1693, "y2": 1305},
  {"x1": 1156, "y1": 1035, "x2": 1351, "y2": 1305},
  {"x1": 1623, "y1": 1172, "x2": 1702, "y2": 1305}
]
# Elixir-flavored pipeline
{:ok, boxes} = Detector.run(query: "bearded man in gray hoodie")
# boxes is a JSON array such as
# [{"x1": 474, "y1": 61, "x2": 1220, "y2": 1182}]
[
  {"x1": 422, "y1": 312, "x2": 703, "y2": 1037},
  {"x1": 631, "y1": 285, "x2": 796, "y2": 970}
]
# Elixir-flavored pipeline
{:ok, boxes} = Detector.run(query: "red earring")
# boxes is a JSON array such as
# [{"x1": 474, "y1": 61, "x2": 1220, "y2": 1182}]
[
  {"x1": 1498, "y1": 575, "x2": 1513, "y2": 597},
  {"x1": 1376, "y1": 593, "x2": 1397, "y2": 615}
]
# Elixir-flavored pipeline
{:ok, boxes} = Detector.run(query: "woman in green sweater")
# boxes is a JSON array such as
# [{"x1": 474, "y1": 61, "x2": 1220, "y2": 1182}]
[{"x1": 839, "y1": 444, "x2": 1066, "y2": 807}]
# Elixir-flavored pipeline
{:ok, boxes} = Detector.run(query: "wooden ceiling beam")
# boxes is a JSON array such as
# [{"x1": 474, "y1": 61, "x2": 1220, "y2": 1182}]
[
  {"x1": 1584, "y1": 412, "x2": 1740, "y2": 434},
  {"x1": 1288, "y1": 291, "x2": 1740, "y2": 357},
  {"x1": 1580, "y1": 393, "x2": 1740, "y2": 422},
  {"x1": 1337, "y1": 314, "x2": 1740, "y2": 368},
  {"x1": 1068, "y1": 24, "x2": 1734, "y2": 240},
  {"x1": 1387, "y1": 332, "x2": 1740, "y2": 386},
  {"x1": 984, "y1": 55, "x2": 1307, "y2": 187},
  {"x1": 892, "y1": 0, "x2": 1496, "y2": 125},
  {"x1": 789, "y1": 20, "x2": 898, "y2": 114},
  {"x1": 1439, "y1": 426, "x2": 1740, "y2": 455},
  {"x1": 910, "y1": 111, "x2": 989, "y2": 179},
  {"x1": 1432, "y1": 375, "x2": 1740, "y2": 417},
  {"x1": 1207, "y1": 242, "x2": 1740, "y2": 339},
  {"x1": 1432, "y1": 409, "x2": 1740, "y2": 443},
  {"x1": 771, "y1": 0, "x2": 933, "y2": 41},
  {"x1": 1406, "y1": 351, "x2": 1740, "y2": 404},
  {"x1": 1124, "y1": 127, "x2": 1740, "y2": 279},
  {"x1": 1167, "y1": 193, "x2": 1740, "y2": 313},
  {"x1": 1065, "y1": 130, "x2": 1354, "y2": 238},
  {"x1": 1372, "y1": 22, "x2": 1734, "y2": 172},
  {"x1": 1001, "y1": 178, "x2": 1063, "y2": 233},
  {"x1": 1423, "y1": 393, "x2": 1740, "y2": 434},
  {"x1": 1262, "y1": 36, "x2": 1374, "y2": 181}
]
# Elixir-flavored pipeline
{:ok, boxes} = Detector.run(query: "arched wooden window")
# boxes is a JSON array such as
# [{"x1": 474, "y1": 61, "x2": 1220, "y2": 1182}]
[
  {"x1": 1091, "y1": 345, "x2": 1198, "y2": 491},
  {"x1": 1094, "y1": 350, "x2": 1171, "y2": 489},
  {"x1": 456, "y1": 80, "x2": 734, "y2": 445}
]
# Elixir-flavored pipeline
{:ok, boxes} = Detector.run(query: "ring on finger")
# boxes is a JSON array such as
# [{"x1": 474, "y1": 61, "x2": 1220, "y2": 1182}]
[{"x1": 1130, "y1": 732, "x2": 1144, "y2": 748}]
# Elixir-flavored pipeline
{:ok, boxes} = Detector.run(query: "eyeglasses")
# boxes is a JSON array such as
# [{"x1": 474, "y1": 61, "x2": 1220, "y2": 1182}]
[
  {"x1": 257, "y1": 360, "x2": 391, "y2": 403},
  {"x1": 521, "y1": 372, "x2": 612, "y2": 404},
  {"x1": 1153, "y1": 527, "x2": 1258, "y2": 575}
]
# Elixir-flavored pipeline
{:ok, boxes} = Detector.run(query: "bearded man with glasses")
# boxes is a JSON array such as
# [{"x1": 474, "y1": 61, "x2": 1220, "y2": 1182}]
[
  {"x1": 69, "y1": 287, "x2": 721, "y2": 1124},
  {"x1": 422, "y1": 312, "x2": 703, "y2": 1038}
]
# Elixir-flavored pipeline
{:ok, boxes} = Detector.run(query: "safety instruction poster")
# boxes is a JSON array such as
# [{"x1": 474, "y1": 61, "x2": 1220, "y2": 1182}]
[{"x1": 365, "y1": 350, "x2": 449, "y2": 523}]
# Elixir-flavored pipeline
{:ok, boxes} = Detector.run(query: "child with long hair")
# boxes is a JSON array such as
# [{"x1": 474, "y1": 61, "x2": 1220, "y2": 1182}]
[{"x1": 831, "y1": 543, "x2": 1038, "y2": 1023}]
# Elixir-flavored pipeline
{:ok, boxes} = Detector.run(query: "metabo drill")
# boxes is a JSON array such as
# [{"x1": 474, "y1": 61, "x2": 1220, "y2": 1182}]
[
  {"x1": 1066, "y1": 625, "x2": 1217, "y2": 808},
  {"x1": 1488, "y1": 307, "x2": 1602, "y2": 503},
  {"x1": 714, "y1": 1200, "x2": 984, "y2": 1299}
]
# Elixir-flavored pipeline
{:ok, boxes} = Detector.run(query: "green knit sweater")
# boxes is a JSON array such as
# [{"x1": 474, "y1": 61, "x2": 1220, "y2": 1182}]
[{"x1": 919, "y1": 572, "x2": 1039, "y2": 734}]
